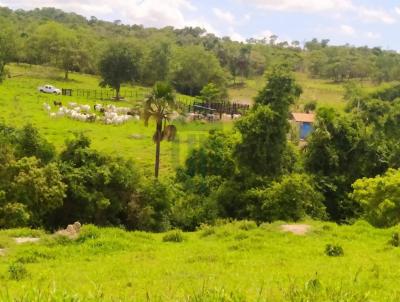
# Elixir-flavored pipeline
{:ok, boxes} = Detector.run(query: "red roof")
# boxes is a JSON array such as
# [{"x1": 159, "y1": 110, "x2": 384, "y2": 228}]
[{"x1": 292, "y1": 113, "x2": 315, "y2": 123}]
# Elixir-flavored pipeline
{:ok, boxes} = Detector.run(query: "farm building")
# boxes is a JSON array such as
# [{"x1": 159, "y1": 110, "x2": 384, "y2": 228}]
[{"x1": 291, "y1": 112, "x2": 315, "y2": 140}]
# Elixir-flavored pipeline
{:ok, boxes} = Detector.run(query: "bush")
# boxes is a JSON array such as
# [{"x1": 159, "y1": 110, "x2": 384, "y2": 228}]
[
  {"x1": 162, "y1": 230, "x2": 184, "y2": 242},
  {"x1": 237, "y1": 220, "x2": 257, "y2": 231},
  {"x1": 77, "y1": 224, "x2": 100, "y2": 242},
  {"x1": 198, "y1": 224, "x2": 215, "y2": 237},
  {"x1": 8, "y1": 262, "x2": 29, "y2": 280},
  {"x1": 0, "y1": 202, "x2": 30, "y2": 228},
  {"x1": 126, "y1": 179, "x2": 172, "y2": 232},
  {"x1": 261, "y1": 173, "x2": 326, "y2": 222},
  {"x1": 389, "y1": 233, "x2": 400, "y2": 247},
  {"x1": 325, "y1": 244, "x2": 344, "y2": 257},
  {"x1": 351, "y1": 169, "x2": 400, "y2": 227}
]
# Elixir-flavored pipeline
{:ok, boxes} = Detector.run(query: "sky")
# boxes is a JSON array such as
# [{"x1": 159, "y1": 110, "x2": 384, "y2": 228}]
[{"x1": 1, "y1": 0, "x2": 400, "y2": 50}]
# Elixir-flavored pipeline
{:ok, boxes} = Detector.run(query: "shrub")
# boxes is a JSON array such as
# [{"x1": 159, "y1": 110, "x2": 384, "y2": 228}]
[
  {"x1": 77, "y1": 224, "x2": 100, "y2": 242},
  {"x1": 127, "y1": 179, "x2": 172, "y2": 232},
  {"x1": 261, "y1": 173, "x2": 326, "y2": 222},
  {"x1": 238, "y1": 220, "x2": 257, "y2": 231},
  {"x1": 351, "y1": 169, "x2": 400, "y2": 227},
  {"x1": 325, "y1": 244, "x2": 344, "y2": 257},
  {"x1": 0, "y1": 202, "x2": 30, "y2": 228},
  {"x1": 389, "y1": 233, "x2": 400, "y2": 247},
  {"x1": 8, "y1": 262, "x2": 29, "y2": 280},
  {"x1": 198, "y1": 224, "x2": 215, "y2": 237},
  {"x1": 162, "y1": 230, "x2": 184, "y2": 242}
]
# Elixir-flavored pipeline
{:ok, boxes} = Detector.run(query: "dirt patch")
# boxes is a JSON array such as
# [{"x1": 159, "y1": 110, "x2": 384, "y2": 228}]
[
  {"x1": 0, "y1": 249, "x2": 5, "y2": 256},
  {"x1": 14, "y1": 237, "x2": 40, "y2": 244},
  {"x1": 281, "y1": 224, "x2": 311, "y2": 235}
]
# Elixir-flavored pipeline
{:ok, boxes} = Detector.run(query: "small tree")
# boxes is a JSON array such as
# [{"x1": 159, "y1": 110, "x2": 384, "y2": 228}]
[
  {"x1": 99, "y1": 42, "x2": 141, "y2": 100},
  {"x1": 144, "y1": 82, "x2": 177, "y2": 178}
]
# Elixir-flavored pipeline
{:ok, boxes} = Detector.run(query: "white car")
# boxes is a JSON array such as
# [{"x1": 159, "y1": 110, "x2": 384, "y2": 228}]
[{"x1": 38, "y1": 84, "x2": 61, "y2": 95}]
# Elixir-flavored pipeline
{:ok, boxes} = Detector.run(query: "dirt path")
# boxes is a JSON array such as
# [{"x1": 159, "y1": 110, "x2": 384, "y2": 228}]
[
  {"x1": 281, "y1": 224, "x2": 311, "y2": 235},
  {"x1": 14, "y1": 237, "x2": 40, "y2": 244},
  {"x1": 0, "y1": 248, "x2": 5, "y2": 256}
]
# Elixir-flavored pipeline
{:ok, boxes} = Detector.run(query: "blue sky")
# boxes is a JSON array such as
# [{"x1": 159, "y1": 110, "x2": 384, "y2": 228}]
[{"x1": 1, "y1": 0, "x2": 400, "y2": 50}]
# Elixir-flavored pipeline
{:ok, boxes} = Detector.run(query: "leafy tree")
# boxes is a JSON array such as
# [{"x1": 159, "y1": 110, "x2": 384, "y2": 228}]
[
  {"x1": 235, "y1": 66, "x2": 301, "y2": 177},
  {"x1": 142, "y1": 42, "x2": 171, "y2": 85},
  {"x1": 28, "y1": 22, "x2": 89, "y2": 79},
  {"x1": 15, "y1": 124, "x2": 56, "y2": 163},
  {"x1": 0, "y1": 202, "x2": 30, "y2": 228},
  {"x1": 56, "y1": 134, "x2": 142, "y2": 228},
  {"x1": 127, "y1": 179, "x2": 172, "y2": 232},
  {"x1": 0, "y1": 20, "x2": 15, "y2": 82},
  {"x1": 184, "y1": 130, "x2": 235, "y2": 178},
  {"x1": 170, "y1": 45, "x2": 226, "y2": 95},
  {"x1": 304, "y1": 108, "x2": 382, "y2": 221},
  {"x1": 144, "y1": 82, "x2": 177, "y2": 178},
  {"x1": 99, "y1": 41, "x2": 141, "y2": 100},
  {"x1": 171, "y1": 175, "x2": 221, "y2": 231},
  {"x1": 197, "y1": 83, "x2": 227, "y2": 114},
  {"x1": 6, "y1": 157, "x2": 66, "y2": 226},
  {"x1": 351, "y1": 169, "x2": 400, "y2": 227}
]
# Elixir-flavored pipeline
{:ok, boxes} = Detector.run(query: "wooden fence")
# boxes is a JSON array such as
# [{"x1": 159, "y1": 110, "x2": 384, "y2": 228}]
[
  {"x1": 61, "y1": 88, "x2": 249, "y2": 115},
  {"x1": 61, "y1": 88, "x2": 193, "y2": 105}
]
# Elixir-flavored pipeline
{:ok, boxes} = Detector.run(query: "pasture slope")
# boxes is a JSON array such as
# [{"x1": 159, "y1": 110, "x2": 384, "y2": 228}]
[
  {"x1": 0, "y1": 64, "x2": 372, "y2": 175},
  {"x1": 0, "y1": 64, "x2": 228, "y2": 175},
  {"x1": 0, "y1": 221, "x2": 399, "y2": 301}
]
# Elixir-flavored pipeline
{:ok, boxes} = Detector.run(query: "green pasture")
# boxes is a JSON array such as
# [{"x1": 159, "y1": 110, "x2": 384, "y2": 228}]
[
  {"x1": 0, "y1": 221, "x2": 399, "y2": 301},
  {"x1": 228, "y1": 73, "x2": 380, "y2": 110},
  {"x1": 0, "y1": 64, "x2": 231, "y2": 175}
]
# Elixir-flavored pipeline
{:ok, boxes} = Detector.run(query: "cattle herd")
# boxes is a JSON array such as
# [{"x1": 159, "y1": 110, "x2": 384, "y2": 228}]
[{"x1": 42, "y1": 101, "x2": 140, "y2": 125}]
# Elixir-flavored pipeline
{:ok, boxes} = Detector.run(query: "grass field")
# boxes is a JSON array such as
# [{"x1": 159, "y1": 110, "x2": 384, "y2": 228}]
[
  {"x1": 0, "y1": 64, "x2": 380, "y2": 175},
  {"x1": 228, "y1": 73, "x2": 380, "y2": 111},
  {"x1": 0, "y1": 221, "x2": 399, "y2": 301},
  {"x1": 0, "y1": 64, "x2": 231, "y2": 175}
]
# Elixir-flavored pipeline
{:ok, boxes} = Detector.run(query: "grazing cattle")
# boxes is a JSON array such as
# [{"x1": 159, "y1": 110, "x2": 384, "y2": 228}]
[
  {"x1": 86, "y1": 114, "x2": 96, "y2": 122},
  {"x1": 43, "y1": 103, "x2": 51, "y2": 112},
  {"x1": 80, "y1": 104, "x2": 91, "y2": 112}
]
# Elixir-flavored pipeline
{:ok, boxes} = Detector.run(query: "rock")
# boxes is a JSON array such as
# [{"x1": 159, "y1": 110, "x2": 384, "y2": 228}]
[
  {"x1": 55, "y1": 221, "x2": 81, "y2": 238},
  {"x1": 14, "y1": 237, "x2": 40, "y2": 244}
]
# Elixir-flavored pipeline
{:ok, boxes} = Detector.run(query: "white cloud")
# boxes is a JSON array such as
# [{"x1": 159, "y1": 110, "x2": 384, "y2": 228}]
[
  {"x1": 213, "y1": 7, "x2": 235, "y2": 24},
  {"x1": 244, "y1": 0, "x2": 396, "y2": 24},
  {"x1": 358, "y1": 7, "x2": 395, "y2": 24},
  {"x1": 340, "y1": 24, "x2": 355, "y2": 35},
  {"x1": 365, "y1": 32, "x2": 381, "y2": 39},
  {"x1": 396, "y1": 6, "x2": 400, "y2": 15},
  {"x1": 243, "y1": 0, "x2": 353, "y2": 13}
]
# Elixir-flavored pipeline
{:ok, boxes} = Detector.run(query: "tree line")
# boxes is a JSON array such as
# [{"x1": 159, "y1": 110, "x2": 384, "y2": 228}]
[{"x1": 1, "y1": 7, "x2": 400, "y2": 95}]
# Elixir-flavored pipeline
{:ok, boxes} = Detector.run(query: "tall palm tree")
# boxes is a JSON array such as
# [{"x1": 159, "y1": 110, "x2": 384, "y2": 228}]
[{"x1": 144, "y1": 82, "x2": 177, "y2": 178}]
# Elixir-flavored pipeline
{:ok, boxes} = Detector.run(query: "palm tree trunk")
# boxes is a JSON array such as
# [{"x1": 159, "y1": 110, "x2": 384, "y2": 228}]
[
  {"x1": 154, "y1": 121, "x2": 163, "y2": 178},
  {"x1": 116, "y1": 84, "x2": 121, "y2": 100}
]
